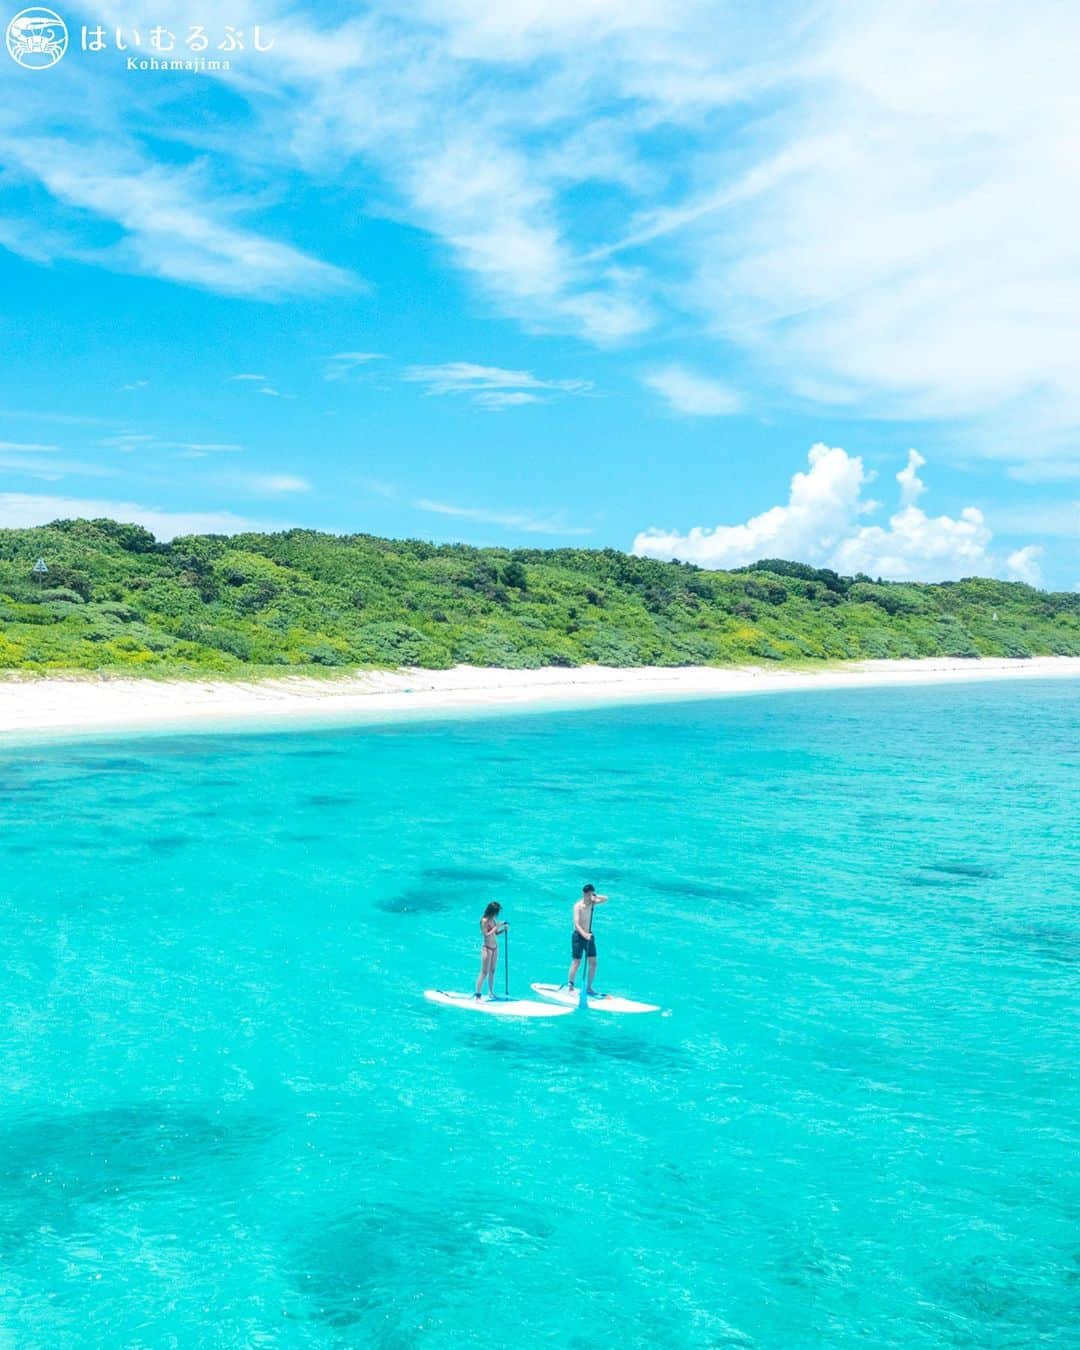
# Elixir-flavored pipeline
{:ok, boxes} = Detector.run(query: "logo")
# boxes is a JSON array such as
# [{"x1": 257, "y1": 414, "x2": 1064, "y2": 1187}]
[{"x1": 6, "y1": 7, "x2": 68, "y2": 68}]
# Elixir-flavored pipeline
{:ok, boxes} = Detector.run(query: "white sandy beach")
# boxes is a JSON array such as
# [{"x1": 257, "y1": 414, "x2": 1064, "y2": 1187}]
[{"x1": 0, "y1": 657, "x2": 1077, "y2": 740}]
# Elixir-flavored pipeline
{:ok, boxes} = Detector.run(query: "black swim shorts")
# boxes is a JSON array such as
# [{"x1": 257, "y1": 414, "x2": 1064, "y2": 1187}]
[{"x1": 572, "y1": 930, "x2": 597, "y2": 959}]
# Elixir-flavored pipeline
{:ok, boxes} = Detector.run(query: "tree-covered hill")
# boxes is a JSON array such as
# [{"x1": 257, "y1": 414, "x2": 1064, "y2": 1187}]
[{"x1": 1, "y1": 518, "x2": 1077, "y2": 675}]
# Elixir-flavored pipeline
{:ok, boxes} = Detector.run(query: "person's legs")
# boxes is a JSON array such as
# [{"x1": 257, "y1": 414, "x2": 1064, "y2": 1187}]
[
  {"x1": 586, "y1": 954, "x2": 598, "y2": 994},
  {"x1": 487, "y1": 949, "x2": 498, "y2": 996},
  {"x1": 475, "y1": 950, "x2": 488, "y2": 997},
  {"x1": 568, "y1": 955, "x2": 581, "y2": 989}
]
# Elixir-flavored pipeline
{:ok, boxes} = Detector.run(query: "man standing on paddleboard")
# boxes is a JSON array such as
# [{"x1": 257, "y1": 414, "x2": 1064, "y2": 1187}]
[{"x1": 568, "y1": 884, "x2": 608, "y2": 996}]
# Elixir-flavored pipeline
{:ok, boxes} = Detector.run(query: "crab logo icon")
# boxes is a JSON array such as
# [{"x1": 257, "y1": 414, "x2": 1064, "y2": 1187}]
[{"x1": 6, "y1": 7, "x2": 68, "y2": 68}]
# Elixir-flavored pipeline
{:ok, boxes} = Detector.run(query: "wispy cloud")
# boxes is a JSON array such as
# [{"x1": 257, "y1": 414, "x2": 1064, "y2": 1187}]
[
  {"x1": 228, "y1": 472, "x2": 312, "y2": 497},
  {"x1": 1007, "y1": 462, "x2": 1080, "y2": 484},
  {"x1": 989, "y1": 502, "x2": 1080, "y2": 539},
  {"x1": 0, "y1": 133, "x2": 355, "y2": 301},
  {"x1": 414, "y1": 497, "x2": 591, "y2": 535},
  {"x1": 0, "y1": 409, "x2": 112, "y2": 426},
  {"x1": 0, "y1": 453, "x2": 117, "y2": 481},
  {"x1": 324, "y1": 352, "x2": 386, "y2": 381},
  {"x1": 99, "y1": 433, "x2": 157, "y2": 453},
  {"x1": 119, "y1": 379, "x2": 149, "y2": 392},
  {"x1": 403, "y1": 362, "x2": 592, "y2": 410},
  {"x1": 227, "y1": 375, "x2": 290, "y2": 398},
  {"x1": 174, "y1": 443, "x2": 244, "y2": 458},
  {"x1": 0, "y1": 494, "x2": 270, "y2": 540},
  {"x1": 0, "y1": 441, "x2": 58, "y2": 452},
  {"x1": 642, "y1": 365, "x2": 742, "y2": 416}
]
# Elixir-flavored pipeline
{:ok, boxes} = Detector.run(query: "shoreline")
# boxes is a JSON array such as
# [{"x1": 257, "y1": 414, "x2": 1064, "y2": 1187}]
[{"x1": 1, "y1": 656, "x2": 1078, "y2": 743}]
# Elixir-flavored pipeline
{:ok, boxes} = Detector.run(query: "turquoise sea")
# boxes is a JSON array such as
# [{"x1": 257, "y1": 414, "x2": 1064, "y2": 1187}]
[{"x1": 1, "y1": 681, "x2": 1077, "y2": 1347}]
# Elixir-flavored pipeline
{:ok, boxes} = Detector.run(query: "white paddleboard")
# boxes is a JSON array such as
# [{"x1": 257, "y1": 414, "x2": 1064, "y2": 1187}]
[
  {"x1": 424, "y1": 990, "x2": 574, "y2": 1018},
  {"x1": 530, "y1": 983, "x2": 661, "y2": 1014}
]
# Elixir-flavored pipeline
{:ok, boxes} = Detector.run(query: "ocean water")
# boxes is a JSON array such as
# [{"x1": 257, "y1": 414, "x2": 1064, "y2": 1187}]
[{"x1": 0, "y1": 681, "x2": 1077, "y2": 1348}]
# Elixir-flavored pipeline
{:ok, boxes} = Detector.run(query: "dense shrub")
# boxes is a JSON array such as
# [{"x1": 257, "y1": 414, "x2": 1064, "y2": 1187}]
[{"x1": 0, "y1": 518, "x2": 1075, "y2": 674}]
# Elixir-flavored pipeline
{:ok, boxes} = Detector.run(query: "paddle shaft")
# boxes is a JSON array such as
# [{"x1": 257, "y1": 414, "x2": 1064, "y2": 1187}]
[
  {"x1": 503, "y1": 924, "x2": 509, "y2": 998},
  {"x1": 579, "y1": 904, "x2": 595, "y2": 1009}
]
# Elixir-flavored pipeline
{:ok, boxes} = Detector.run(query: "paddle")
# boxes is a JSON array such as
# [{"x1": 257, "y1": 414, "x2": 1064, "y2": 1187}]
[
  {"x1": 503, "y1": 922, "x2": 509, "y2": 1000},
  {"x1": 579, "y1": 904, "x2": 594, "y2": 1010}
]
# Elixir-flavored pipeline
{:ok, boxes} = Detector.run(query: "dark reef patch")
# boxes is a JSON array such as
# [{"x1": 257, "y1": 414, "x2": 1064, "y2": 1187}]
[
  {"x1": 146, "y1": 835, "x2": 191, "y2": 854},
  {"x1": 376, "y1": 887, "x2": 451, "y2": 915},
  {"x1": 422, "y1": 866, "x2": 509, "y2": 884}
]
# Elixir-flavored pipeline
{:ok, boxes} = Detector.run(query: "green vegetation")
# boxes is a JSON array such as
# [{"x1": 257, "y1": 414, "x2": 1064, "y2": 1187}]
[{"x1": 1, "y1": 519, "x2": 1077, "y2": 676}]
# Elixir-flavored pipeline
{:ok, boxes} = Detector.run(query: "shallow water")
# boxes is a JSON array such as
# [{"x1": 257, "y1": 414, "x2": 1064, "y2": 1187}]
[{"x1": 1, "y1": 682, "x2": 1077, "y2": 1346}]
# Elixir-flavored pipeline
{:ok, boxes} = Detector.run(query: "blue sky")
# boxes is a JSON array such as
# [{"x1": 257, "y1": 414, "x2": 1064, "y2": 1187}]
[{"x1": 1, "y1": 0, "x2": 1078, "y2": 587}]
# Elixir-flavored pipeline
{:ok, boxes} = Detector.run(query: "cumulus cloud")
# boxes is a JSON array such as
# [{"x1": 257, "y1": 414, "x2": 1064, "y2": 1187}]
[
  {"x1": 634, "y1": 445, "x2": 1039, "y2": 583},
  {"x1": 1005, "y1": 545, "x2": 1044, "y2": 586},
  {"x1": 642, "y1": 365, "x2": 742, "y2": 416}
]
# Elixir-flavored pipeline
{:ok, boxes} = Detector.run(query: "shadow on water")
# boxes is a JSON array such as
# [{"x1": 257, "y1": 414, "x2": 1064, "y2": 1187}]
[
  {"x1": 422, "y1": 866, "x2": 510, "y2": 884},
  {"x1": 146, "y1": 835, "x2": 191, "y2": 854},
  {"x1": 640, "y1": 875, "x2": 758, "y2": 905},
  {"x1": 0, "y1": 1104, "x2": 273, "y2": 1254},
  {"x1": 456, "y1": 1024, "x2": 691, "y2": 1076},
  {"x1": 376, "y1": 887, "x2": 453, "y2": 915},
  {"x1": 924, "y1": 862, "x2": 999, "y2": 880},
  {"x1": 919, "y1": 1256, "x2": 1071, "y2": 1342},
  {"x1": 291, "y1": 1199, "x2": 552, "y2": 1332},
  {"x1": 998, "y1": 924, "x2": 1080, "y2": 965},
  {"x1": 907, "y1": 872, "x2": 979, "y2": 889},
  {"x1": 69, "y1": 757, "x2": 153, "y2": 774}
]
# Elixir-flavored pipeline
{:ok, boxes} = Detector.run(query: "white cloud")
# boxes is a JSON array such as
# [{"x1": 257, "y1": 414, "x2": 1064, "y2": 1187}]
[
  {"x1": 0, "y1": 453, "x2": 116, "y2": 480},
  {"x1": 8, "y1": 0, "x2": 1080, "y2": 464},
  {"x1": 634, "y1": 443, "x2": 1039, "y2": 582},
  {"x1": 0, "y1": 441, "x2": 57, "y2": 452},
  {"x1": 989, "y1": 502, "x2": 1080, "y2": 538},
  {"x1": 230, "y1": 473, "x2": 311, "y2": 496},
  {"x1": 414, "y1": 497, "x2": 591, "y2": 535},
  {"x1": 228, "y1": 374, "x2": 268, "y2": 383},
  {"x1": 98, "y1": 433, "x2": 156, "y2": 453},
  {"x1": 403, "y1": 362, "x2": 591, "y2": 409},
  {"x1": 0, "y1": 494, "x2": 269, "y2": 540},
  {"x1": 119, "y1": 380, "x2": 149, "y2": 392},
  {"x1": 172, "y1": 443, "x2": 244, "y2": 457},
  {"x1": 0, "y1": 135, "x2": 354, "y2": 300},
  {"x1": 324, "y1": 352, "x2": 386, "y2": 380},
  {"x1": 642, "y1": 365, "x2": 742, "y2": 416},
  {"x1": 896, "y1": 449, "x2": 926, "y2": 507},
  {"x1": 1005, "y1": 545, "x2": 1044, "y2": 586},
  {"x1": 1007, "y1": 462, "x2": 1080, "y2": 484}
]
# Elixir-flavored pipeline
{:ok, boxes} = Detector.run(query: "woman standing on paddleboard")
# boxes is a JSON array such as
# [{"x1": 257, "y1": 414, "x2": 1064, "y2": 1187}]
[{"x1": 475, "y1": 902, "x2": 509, "y2": 999}]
